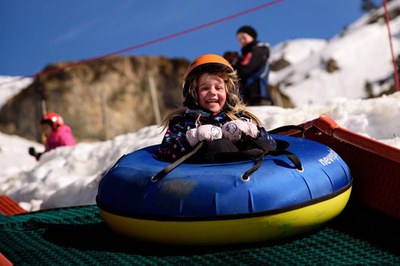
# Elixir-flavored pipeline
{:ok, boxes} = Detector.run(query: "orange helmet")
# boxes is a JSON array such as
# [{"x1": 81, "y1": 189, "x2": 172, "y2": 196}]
[
  {"x1": 183, "y1": 54, "x2": 234, "y2": 108},
  {"x1": 183, "y1": 54, "x2": 234, "y2": 81},
  {"x1": 41, "y1": 112, "x2": 64, "y2": 129}
]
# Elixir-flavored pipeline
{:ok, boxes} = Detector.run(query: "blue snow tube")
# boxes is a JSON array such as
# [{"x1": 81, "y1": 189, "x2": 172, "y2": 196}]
[{"x1": 96, "y1": 135, "x2": 352, "y2": 245}]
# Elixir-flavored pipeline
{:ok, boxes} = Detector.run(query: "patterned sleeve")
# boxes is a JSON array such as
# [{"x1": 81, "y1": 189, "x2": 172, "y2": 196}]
[{"x1": 154, "y1": 115, "x2": 195, "y2": 162}]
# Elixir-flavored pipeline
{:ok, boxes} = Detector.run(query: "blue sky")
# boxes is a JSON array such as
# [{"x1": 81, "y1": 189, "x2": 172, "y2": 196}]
[{"x1": 1, "y1": 0, "x2": 366, "y2": 76}]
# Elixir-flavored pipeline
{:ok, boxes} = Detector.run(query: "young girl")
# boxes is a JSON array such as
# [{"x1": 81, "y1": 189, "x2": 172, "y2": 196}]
[
  {"x1": 154, "y1": 54, "x2": 276, "y2": 162},
  {"x1": 29, "y1": 112, "x2": 76, "y2": 160}
]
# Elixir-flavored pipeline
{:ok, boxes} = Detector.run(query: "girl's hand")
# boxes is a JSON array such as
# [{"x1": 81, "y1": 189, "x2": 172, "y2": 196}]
[
  {"x1": 222, "y1": 120, "x2": 259, "y2": 142},
  {"x1": 186, "y1": 125, "x2": 223, "y2": 146}
]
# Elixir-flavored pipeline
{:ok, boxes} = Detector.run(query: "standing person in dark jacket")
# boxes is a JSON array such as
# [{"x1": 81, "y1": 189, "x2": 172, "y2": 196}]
[{"x1": 233, "y1": 25, "x2": 272, "y2": 106}]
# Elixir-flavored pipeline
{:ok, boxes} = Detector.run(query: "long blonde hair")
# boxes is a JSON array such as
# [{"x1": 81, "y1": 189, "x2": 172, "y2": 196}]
[{"x1": 162, "y1": 69, "x2": 262, "y2": 127}]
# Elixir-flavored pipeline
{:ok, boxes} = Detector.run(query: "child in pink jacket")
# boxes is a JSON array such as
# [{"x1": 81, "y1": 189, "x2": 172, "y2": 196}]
[{"x1": 29, "y1": 112, "x2": 76, "y2": 160}]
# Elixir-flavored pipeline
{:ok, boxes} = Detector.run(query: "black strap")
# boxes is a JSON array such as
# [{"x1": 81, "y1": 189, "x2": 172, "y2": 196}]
[
  {"x1": 152, "y1": 134, "x2": 303, "y2": 182},
  {"x1": 242, "y1": 134, "x2": 277, "y2": 153},
  {"x1": 241, "y1": 135, "x2": 303, "y2": 179},
  {"x1": 151, "y1": 141, "x2": 205, "y2": 182},
  {"x1": 269, "y1": 149, "x2": 303, "y2": 171},
  {"x1": 241, "y1": 148, "x2": 303, "y2": 180},
  {"x1": 241, "y1": 152, "x2": 265, "y2": 181}
]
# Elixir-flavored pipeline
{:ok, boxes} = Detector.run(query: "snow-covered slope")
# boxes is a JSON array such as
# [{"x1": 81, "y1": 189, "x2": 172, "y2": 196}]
[
  {"x1": 0, "y1": 76, "x2": 33, "y2": 107},
  {"x1": 270, "y1": 1, "x2": 400, "y2": 106}
]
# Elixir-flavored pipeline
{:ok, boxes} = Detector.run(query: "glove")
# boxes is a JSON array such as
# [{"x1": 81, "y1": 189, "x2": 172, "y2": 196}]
[
  {"x1": 28, "y1": 147, "x2": 42, "y2": 161},
  {"x1": 28, "y1": 147, "x2": 36, "y2": 156},
  {"x1": 186, "y1": 125, "x2": 223, "y2": 146},
  {"x1": 222, "y1": 120, "x2": 259, "y2": 142}
]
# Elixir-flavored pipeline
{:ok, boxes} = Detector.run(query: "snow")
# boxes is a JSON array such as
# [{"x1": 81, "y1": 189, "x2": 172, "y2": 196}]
[
  {"x1": 0, "y1": 76, "x2": 33, "y2": 107},
  {"x1": 0, "y1": 1, "x2": 399, "y2": 212},
  {"x1": 270, "y1": 2, "x2": 400, "y2": 106},
  {"x1": 269, "y1": 38, "x2": 328, "y2": 66}
]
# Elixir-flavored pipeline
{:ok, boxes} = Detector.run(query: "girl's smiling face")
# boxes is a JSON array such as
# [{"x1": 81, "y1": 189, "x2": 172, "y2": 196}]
[{"x1": 197, "y1": 73, "x2": 227, "y2": 113}]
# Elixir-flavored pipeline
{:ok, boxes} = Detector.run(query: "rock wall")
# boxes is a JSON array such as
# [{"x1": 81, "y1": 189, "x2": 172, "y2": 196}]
[{"x1": 0, "y1": 56, "x2": 189, "y2": 142}]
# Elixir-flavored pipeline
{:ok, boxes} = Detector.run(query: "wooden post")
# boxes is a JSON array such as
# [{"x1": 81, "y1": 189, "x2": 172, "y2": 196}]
[
  {"x1": 148, "y1": 76, "x2": 162, "y2": 125},
  {"x1": 100, "y1": 88, "x2": 107, "y2": 140}
]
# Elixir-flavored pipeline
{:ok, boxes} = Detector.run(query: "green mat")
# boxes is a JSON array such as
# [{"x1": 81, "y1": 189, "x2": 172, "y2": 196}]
[{"x1": 0, "y1": 202, "x2": 399, "y2": 265}]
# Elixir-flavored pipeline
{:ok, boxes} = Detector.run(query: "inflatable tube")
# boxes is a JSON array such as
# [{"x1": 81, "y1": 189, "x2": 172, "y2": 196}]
[{"x1": 97, "y1": 135, "x2": 352, "y2": 245}]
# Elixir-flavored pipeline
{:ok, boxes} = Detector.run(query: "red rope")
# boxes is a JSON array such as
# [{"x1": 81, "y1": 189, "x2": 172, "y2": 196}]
[
  {"x1": 382, "y1": 0, "x2": 400, "y2": 91},
  {"x1": 0, "y1": 0, "x2": 284, "y2": 87}
]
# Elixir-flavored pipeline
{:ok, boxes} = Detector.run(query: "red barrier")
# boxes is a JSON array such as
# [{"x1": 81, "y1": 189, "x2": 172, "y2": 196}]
[
  {"x1": 0, "y1": 195, "x2": 27, "y2": 216},
  {"x1": 282, "y1": 114, "x2": 400, "y2": 220}
]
